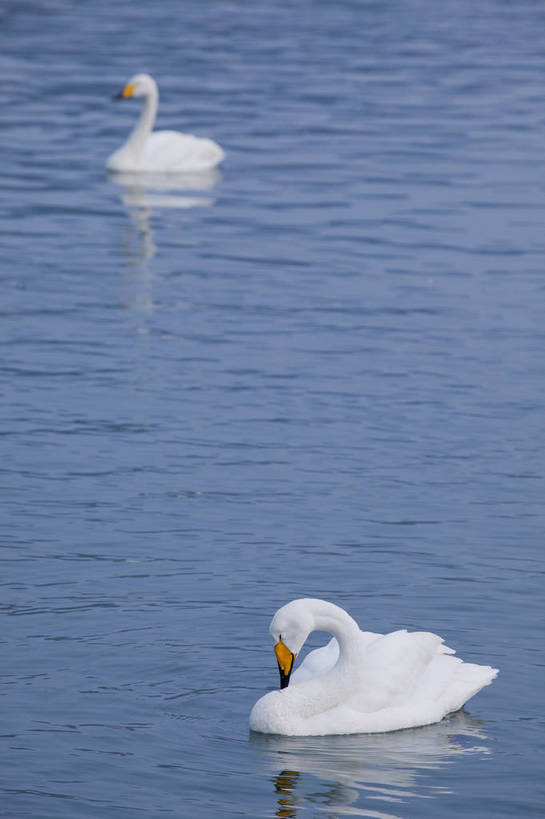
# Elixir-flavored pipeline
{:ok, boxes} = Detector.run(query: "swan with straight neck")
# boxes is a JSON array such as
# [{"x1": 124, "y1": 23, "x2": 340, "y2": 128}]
[{"x1": 106, "y1": 73, "x2": 225, "y2": 173}]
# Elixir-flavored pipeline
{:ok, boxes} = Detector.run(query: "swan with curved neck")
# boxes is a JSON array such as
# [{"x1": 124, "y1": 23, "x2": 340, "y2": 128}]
[
  {"x1": 106, "y1": 73, "x2": 225, "y2": 173},
  {"x1": 250, "y1": 599, "x2": 498, "y2": 736}
]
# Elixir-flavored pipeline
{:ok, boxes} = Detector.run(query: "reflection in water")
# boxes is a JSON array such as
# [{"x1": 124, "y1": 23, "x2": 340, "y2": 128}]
[
  {"x1": 109, "y1": 168, "x2": 220, "y2": 210},
  {"x1": 118, "y1": 204, "x2": 156, "y2": 314},
  {"x1": 251, "y1": 711, "x2": 491, "y2": 819},
  {"x1": 274, "y1": 770, "x2": 300, "y2": 819},
  {"x1": 109, "y1": 169, "x2": 220, "y2": 313}
]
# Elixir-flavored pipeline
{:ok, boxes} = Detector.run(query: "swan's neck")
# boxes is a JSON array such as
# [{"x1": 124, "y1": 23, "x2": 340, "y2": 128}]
[
  {"x1": 127, "y1": 87, "x2": 158, "y2": 155},
  {"x1": 287, "y1": 601, "x2": 362, "y2": 719},
  {"x1": 307, "y1": 600, "x2": 361, "y2": 664}
]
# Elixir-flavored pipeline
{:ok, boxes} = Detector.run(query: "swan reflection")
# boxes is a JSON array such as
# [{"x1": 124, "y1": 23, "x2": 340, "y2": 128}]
[
  {"x1": 109, "y1": 167, "x2": 220, "y2": 211},
  {"x1": 251, "y1": 711, "x2": 490, "y2": 819},
  {"x1": 109, "y1": 168, "x2": 220, "y2": 312}
]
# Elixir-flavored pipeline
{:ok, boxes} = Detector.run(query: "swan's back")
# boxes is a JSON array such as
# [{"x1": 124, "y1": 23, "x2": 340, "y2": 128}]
[{"x1": 143, "y1": 131, "x2": 225, "y2": 172}]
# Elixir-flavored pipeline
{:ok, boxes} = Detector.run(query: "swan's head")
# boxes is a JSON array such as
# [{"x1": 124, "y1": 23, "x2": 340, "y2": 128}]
[
  {"x1": 115, "y1": 73, "x2": 157, "y2": 100},
  {"x1": 269, "y1": 599, "x2": 313, "y2": 689}
]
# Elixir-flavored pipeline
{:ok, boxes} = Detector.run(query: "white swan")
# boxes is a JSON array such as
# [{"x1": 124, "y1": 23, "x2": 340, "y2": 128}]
[
  {"x1": 106, "y1": 74, "x2": 225, "y2": 173},
  {"x1": 249, "y1": 599, "x2": 498, "y2": 736}
]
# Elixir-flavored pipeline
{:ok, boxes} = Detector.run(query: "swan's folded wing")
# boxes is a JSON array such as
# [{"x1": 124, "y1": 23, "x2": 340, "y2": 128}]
[
  {"x1": 145, "y1": 131, "x2": 224, "y2": 172},
  {"x1": 349, "y1": 630, "x2": 451, "y2": 713}
]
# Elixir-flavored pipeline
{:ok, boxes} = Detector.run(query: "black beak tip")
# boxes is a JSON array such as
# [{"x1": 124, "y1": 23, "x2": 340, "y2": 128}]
[
  {"x1": 279, "y1": 670, "x2": 291, "y2": 689},
  {"x1": 113, "y1": 91, "x2": 124, "y2": 101}
]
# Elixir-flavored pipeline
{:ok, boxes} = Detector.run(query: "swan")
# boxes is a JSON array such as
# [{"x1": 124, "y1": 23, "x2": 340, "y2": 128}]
[
  {"x1": 106, "y1": 73, "x2": 225, "y2": 173},
  {"x1": 249, "y1": 598, "x2": 498, "y2": 736}
]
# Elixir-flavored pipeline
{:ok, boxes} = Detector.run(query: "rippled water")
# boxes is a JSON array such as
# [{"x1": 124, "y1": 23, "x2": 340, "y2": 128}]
[{"x1": 1, "y1": 1, "x2": 544, "y2": 816}]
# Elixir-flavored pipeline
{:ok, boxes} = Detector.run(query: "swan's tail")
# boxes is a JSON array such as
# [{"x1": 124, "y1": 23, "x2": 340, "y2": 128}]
[{"x1": 445, "y1": 662, "x2": 498, "y2": 714}]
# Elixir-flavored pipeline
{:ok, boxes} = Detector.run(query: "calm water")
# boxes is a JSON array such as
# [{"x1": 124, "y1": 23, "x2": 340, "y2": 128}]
[{"x1": 1, "y1": 1, "x2": 544, "y2": 817}]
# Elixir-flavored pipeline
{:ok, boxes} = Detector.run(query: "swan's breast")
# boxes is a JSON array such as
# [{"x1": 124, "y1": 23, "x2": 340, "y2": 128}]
[{"x1": 249, "y1": 690, "x2": 298, "y2": 735}]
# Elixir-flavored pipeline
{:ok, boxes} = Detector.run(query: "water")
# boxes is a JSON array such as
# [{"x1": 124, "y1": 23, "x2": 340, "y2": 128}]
[{"x1": 1, "y1": 1, "x2": 544, "y2": 816}]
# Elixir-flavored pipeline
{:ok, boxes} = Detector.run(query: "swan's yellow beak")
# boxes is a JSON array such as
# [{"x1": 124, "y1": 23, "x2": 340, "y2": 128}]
[
  {"x1": 115, "y1": 83, "x2": 135, "y2": 100},
  {"x1": 274, "y1": 638, "x2": 296, "y2": 689}
]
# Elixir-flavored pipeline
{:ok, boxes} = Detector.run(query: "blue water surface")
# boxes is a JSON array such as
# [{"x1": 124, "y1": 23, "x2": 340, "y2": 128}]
[{"x1": 1, "y1": 1, "x2": 544, "y2": 817}]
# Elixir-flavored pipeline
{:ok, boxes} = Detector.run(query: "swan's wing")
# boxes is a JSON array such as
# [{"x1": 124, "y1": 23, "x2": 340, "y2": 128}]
[
  {"x1": 144, "y1": 131, "x2": 224, "y2": 171},
  {"x1": 349, "y1": 629, "x2": 455, "y2": 712}
]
